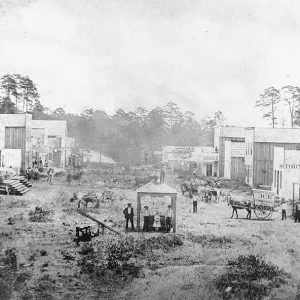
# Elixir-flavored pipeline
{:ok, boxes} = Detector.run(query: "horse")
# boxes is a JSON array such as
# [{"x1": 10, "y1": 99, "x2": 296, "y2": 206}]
[
  {"x1": 78, "y1": 191, "x2": 99, "y2": 208},
  {"x1": 180, "y1": 182, "x2": 190, "y2": 195},
  {"x1": 230, "y1": 200, "x2": 252, "y2": 219},
  {"x1": 180, "y1": 182, "x2": 199, "y2": 198}
]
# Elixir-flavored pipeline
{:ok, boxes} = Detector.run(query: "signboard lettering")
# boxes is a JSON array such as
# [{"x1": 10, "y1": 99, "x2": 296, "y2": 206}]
[{"x1": 280, "y1": 164, "x2": 300, "y2": 169}]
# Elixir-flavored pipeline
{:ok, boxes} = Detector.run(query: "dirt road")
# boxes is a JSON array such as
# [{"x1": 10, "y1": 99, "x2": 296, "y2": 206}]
[{"x1": 0, "y1": 173, "x2": 299, "y2": 299}]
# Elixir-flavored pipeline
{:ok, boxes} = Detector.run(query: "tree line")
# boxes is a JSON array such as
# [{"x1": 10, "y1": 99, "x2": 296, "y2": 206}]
[
  {"x1": 256, "y1": 86, "x2": 300, "y2": 128},
  {"x1": 0, "y1": 73, "x2": 225, "y2": 164}
]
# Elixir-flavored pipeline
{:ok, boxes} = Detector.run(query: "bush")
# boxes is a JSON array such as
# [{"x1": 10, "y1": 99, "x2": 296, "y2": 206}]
[
  {"x1": 77, "y1": 234, "x2": 183, "y2": 281},
  {"x1": 28, "y1": 207, "x2": 51, "y2": 222},
  {"x1": 214, "y1": 255, "x2": 287, "y2": 300}
]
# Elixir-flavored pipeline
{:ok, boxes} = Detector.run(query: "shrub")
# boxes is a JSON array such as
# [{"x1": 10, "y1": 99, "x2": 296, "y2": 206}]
[
  {"x1": 28, "y1": 207, "x2": 51, "y2": 222},
  {"x1": 214, "y1": 255, "x2": 287, "y2": 300}
]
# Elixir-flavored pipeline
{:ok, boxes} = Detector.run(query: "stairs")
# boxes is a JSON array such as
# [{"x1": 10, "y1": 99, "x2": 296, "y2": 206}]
[{"x1": 0, "y1": 176, "x2": 32, "y2": 196}]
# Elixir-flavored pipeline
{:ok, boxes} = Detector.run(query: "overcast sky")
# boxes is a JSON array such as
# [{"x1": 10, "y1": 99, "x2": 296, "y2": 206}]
[{"x1": 0, "y1": 0, "x2": 300, "y2": 126}]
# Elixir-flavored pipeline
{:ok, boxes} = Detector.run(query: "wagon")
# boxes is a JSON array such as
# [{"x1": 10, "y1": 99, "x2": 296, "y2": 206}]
[
  {"x1": 229, "y1": 189, "x2": 280, "y2": 220},
  {"x1": 252, "y1": 189, "x2": 277, "y2": 220}
]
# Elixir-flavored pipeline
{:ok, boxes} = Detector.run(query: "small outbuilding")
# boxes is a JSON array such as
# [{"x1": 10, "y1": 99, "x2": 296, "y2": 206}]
[{"x1": 136, "y1": 183, "x2": 177, "y2": 232}]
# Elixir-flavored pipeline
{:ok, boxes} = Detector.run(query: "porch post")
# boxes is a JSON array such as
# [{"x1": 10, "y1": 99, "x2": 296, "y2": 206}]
[
  {"x1": 137, "y1": 193, "x2": 141, "y2": 230},
  {"x1": 171, "y1": 194, "x2": 177, "y2": 233}
]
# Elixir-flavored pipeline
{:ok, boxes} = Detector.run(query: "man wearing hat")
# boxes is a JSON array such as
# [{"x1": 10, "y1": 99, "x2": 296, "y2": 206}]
[
  {"x1": 143, "y1": 206, "x2": 151, "y2": 232},
  {"x1": 123, "y1": 203, "x2": 134, "y2": 230},
  {"x1": 165, "y1": 205, "x2": 173, "y2": 232}
]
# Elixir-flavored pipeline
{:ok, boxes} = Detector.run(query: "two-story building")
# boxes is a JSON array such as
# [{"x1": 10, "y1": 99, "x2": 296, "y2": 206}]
[
  {"x1": 162, "y1": 146, "x2": 219, "y2": 176},
  {"x1": 245, "y1": 127, "x2": 300, "y2": 187},
  {"x1": 272, "y1": 147, "x2": 300, "y2": 200},
  {"x1": 214, "y1": 126, "x2": 245, "y2": 181},
  {"x1": 0, "y1": 114, "x2": 74, "y2": 171}
]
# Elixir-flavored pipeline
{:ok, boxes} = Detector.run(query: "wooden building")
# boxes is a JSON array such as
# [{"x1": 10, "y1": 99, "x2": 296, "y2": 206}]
[
  {"x1": 245, "y1": 127, "x2": 300, "y2": 187},
  {"x1": 162, "y1": 146, "x2": 218, "y2": 176},
  {"x1": 0, "y1": 114, "x2": 73, "y2": 172},
  {"x1": 272, "y1": 147, "x2": 300, "y2": 200},
  {"x1": 214, "y1": 126, "x2": 245, "y2": 180}
]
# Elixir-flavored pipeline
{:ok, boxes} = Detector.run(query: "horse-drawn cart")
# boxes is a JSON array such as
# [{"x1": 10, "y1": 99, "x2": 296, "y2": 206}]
[{"x1": 229, "y1": 189, "x2": 280, "y2": 220}]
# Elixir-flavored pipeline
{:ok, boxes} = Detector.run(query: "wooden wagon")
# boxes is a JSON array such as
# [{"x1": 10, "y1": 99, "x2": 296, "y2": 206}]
[
  {"x1": 251, "y1": 189, "x2": 279, "y2": 220},
  {"x1": 229, "y1": 189, "x2": 280, "y2": 220}
]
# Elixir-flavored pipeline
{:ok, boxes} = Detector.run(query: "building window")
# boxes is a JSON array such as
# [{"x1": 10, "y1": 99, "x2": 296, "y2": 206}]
[
  {"x1": 274, "y1": 170, "x2": 277, "y2": 186},
  {"x1": 250, "y1": 143, "x2": 252, "y2": 155}
]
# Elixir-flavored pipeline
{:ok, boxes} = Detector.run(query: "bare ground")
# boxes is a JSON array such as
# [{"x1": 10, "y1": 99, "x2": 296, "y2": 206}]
[{"x1": 0, "y1": 172, "x2": 299, "y2": 299}]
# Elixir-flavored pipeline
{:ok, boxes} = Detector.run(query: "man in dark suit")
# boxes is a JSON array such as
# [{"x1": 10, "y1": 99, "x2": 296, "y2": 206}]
[
  {"x1": 123, "y1": 203, "x2": 134, "y2": 230},
  {"x1": 295, "y1": 203, "x2": 300, "y2": 223}
]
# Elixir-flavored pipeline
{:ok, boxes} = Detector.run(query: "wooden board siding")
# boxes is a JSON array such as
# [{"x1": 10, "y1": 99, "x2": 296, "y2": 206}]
[
  {"x1": 230, "y1": 157, "x2": 245, "y2": 181},
  {"x1": 5, "y1": 127, "x2": 26, "y2": 170},
  {"x1": 253, "y1": 142, "x2": 300, "y2": 186},
  {"x1": 219, "y1": 137, "x2": 225, "y2": 177},
  {"x1": 5, "y1": 127, "x2": 25, "y2": 149}
]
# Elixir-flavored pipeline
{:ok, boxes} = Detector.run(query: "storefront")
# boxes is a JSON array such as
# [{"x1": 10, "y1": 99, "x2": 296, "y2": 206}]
[{"x1": 272, "y1": 147, "x2": 300, "y2": 201}]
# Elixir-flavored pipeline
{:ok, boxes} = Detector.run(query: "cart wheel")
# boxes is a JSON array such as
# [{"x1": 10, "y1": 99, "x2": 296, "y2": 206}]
[{"x1": 254, "y1": 205, "x2": 272, "y2": 220}]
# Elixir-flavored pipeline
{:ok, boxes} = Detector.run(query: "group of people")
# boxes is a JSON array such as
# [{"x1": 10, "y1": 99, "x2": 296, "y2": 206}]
[
  {"x1": 26, "y1": 166, "x2": 40, "y2": 181},
  {"x1": 32, "y1": 158, "x2": 50, "y2": 168},
  {"x1": 123, "y1": 203, "x2": 174, "y2": 232},
  {"x1": 25, "y1": 166, "x2": 54, "y2": 184}
]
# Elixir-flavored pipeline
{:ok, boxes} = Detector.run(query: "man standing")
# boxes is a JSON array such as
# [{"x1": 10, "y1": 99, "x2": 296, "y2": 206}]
[
  {"x1": 281, "y1": 201, "x2": 287, "y2": 220},
  {"x1": 160, "y1": 164, "x2": 165, "y2": 183},
  {"x1": 143, "y1": 206, "x2": 151, "y2": 232},
  {"x1": 192, "y1": 194, "x2": 198, "y2": 213},
  {"x1": 165, "y1": 205, "x2": 173, "y2": 232},
  {"x1": 295, "y1": 203, "x2": 300, "y2": 223},
  {"x1": 123, "y1": 203, "x2": 134, "y2": 230}
]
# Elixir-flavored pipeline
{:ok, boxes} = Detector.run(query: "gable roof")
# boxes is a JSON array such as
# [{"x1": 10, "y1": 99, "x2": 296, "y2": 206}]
[{"x1": 136, "y1": 182, "x2": 177, "y2": 194}]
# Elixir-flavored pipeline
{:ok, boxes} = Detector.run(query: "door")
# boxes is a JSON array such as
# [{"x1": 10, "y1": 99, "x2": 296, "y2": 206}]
[{"x1": 206, "y1": 164, "x2": 213, "y2": 176}]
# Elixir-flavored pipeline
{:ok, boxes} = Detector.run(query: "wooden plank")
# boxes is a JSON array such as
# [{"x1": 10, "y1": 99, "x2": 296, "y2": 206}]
[{"x1": 76, "y1": 209, "x2": 122, "y2": 236}]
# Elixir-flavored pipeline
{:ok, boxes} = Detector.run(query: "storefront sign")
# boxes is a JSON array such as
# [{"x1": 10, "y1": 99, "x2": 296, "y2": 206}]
[
  {"x1": 252, "y1": 189, "x2": 275, "y2": 206},
  {"x1": 280, "y1": 164, "x2": 300, "y2": 169}
]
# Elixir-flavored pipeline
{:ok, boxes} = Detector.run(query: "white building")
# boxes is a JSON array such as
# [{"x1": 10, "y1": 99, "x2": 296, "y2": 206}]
[
  {"x1": 245, "y1": 127, "x2": 300, "y2": 187},
  {"x1": 214, "y1": 127, "x2": 245, "y2": 181},
  {"x1": 82, "y1": 149, "x2": 115, "y2": 164},
  {"x1": 272, "y1": 147, "x2": 300, "y2": 201},
  {"x1": 162, "y1": 146, "x2": 218, "y2": 176},
  {"x1": 0, "y1": 114, "x2": 74, "y2": 171}
]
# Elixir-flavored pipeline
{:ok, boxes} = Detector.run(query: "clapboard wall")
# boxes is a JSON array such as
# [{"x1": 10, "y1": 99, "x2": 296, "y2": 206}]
[
  {"x1": 253, "y1": 142, "x2": 300, "y2": 186},
  {"x1": 230, "y1": 157, "x2": 245, "y2": 181}
]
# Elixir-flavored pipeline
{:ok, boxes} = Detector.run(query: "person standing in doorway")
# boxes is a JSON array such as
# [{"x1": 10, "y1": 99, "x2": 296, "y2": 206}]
[
  {"x1": 165, "y1": 205, "x2": 173, "y2": 232},
  {"x1": 123, "y1": 203, "x2": 134, "y2": 231},
  {"x1": 153, "y1": 211, "x2": 161, "y2": 231},
  {"x1": 143, "y1": 206, "x2": 151, "y2": 232}
]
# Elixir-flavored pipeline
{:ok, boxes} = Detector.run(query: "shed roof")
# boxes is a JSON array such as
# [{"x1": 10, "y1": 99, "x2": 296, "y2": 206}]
[{"x1": 136, "y1": 182, "x2": 177, "y2": 194}]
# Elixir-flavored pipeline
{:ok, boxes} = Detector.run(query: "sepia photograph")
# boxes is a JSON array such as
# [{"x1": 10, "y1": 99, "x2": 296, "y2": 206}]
[{"x1": 1, "y1": 0, "x2": 300, "y2": 299}]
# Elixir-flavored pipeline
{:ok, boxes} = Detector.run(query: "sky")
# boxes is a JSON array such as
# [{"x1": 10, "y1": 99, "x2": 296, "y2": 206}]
[{"x1": 1, "y1": 0, "x2": 300, "y2": 126}]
